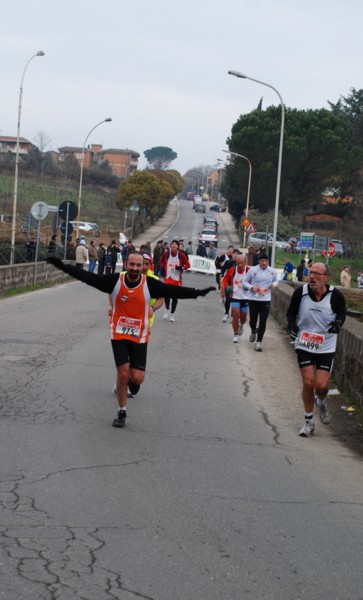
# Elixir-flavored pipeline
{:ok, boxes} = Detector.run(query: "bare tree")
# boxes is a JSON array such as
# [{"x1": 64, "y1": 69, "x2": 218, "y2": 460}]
[{"x1": 34, "y1": 130, "x2": 52, "y2": 152}]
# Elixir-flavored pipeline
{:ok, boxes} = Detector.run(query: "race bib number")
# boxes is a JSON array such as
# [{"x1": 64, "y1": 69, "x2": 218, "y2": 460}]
[
  {"x1": 116, "y1": 317, "x2": 141, "y2": 337},
  {"x1": 299, "y1": 330, "x2": 325, "y2": 351},
  {"x1": 256, "y1": 288, "x2": 268, "y2": 298}
]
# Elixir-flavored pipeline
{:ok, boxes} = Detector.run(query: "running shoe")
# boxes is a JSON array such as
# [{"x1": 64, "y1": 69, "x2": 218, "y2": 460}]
[
  {"x1": 255, "y1": 341, "x2": 262, "y2": 352},
  {"x1": 233, "y1": 334, "x2": 239, "y2": 343},
  {"x1": 114, "y1": 384, "x2": 134, "y2": 398},
  {"x1": 163, "y1": 310, "x2": 170, "y2": 319},
  {"x1": 238, "y1": 324, "x2": 244, "y2": 336},
  {"x1": 298, "y1": 420, "x2": 315, "y2": 437},
  {"x1": 112, "y1": 409, "x2": 127, "y2": 428},
  {"x1": 222, "y1": 314, "x2": 229, "y2": 323},
  {"x1": 315, "y1": 396, "x2": 331, "y2": 424},
  {"x1": 249, "y1": 331, "x2": 256, "y2": 342},
  {"x1": 170, "y1": 313, "x2": 175, "y2": 322},
  {"x1": 128, "y1": 381, "x2": 140, "y2": 396}
]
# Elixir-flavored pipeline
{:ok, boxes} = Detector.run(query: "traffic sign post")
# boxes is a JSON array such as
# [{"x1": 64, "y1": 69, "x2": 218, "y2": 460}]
[
  {"x1": 58, "y1": 200, "x2": 77, "y2": 259},
  {"x1": 30, "y1": 202, "x2": 49, "y2": 286}
]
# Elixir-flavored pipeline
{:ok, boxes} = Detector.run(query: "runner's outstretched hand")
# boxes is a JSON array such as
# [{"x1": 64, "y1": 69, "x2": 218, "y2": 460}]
[{"x1": 194, "y1": 286, "x2": 216, "y2": 297}]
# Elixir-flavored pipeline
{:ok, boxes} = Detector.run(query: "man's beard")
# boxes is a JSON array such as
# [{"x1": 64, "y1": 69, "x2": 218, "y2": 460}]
[{"x1": 128, "y1": 270, "x2": 140, "y2": 280}]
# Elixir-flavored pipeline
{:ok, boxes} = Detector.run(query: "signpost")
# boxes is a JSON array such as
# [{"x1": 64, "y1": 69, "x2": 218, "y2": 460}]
[
  {"x1": 58, "y1": 200, "x2": 77, "y2": 259},
  {"x1": 30, "y1": 201, "x2": 49, "y2": 284},
  {"x1": 322, "y1": 241, "x2": 336, "y2": 261}
]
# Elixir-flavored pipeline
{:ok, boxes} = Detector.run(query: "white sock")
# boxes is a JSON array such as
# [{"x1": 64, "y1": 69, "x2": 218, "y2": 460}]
[{"x1": 316, "y1": 396, "x2": 326, "y2": 408}]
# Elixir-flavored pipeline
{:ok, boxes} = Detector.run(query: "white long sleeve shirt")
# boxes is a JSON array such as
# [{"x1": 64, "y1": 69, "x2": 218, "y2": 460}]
[{"x1": 242, "y1": 264, "x2": 278, "y2": 301}]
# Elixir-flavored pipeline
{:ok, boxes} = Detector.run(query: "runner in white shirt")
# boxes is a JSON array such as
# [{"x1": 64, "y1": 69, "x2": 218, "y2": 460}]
[
  {"x1": 242, "y1": 253, "x2": 278, "y2": 352},
  {"x1": 286, "y1": 262, "x2": 346, "y2": 437},
  {"x1": 221, "y1": 254, "x2": 249, "y2": 343}
]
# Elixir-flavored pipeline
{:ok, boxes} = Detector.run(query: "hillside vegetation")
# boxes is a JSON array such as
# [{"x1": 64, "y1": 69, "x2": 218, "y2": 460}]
[{"x1": 0, "y1": 174, "x2": 122, "y2": 232}]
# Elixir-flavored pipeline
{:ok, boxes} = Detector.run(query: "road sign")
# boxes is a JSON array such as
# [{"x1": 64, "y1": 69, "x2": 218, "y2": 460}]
[
  {"x1": 245, "y1": 222, "x2": 256, "y2": 234},
  {"x1": 60, "y1": 222, "x2": 74, "y2": 235},
  {"x1": 31, "y1": 201, "x2": 49, "y2": 221},
  {"x1": 314, "y1": 235, "x2": 329, "y2": 252},
  {"x1": 298, "y1": 231, "x2": 314, "y2": 252},
  {"x1": 322, "y1": 241, "x2": 336, "y2": 258},
  {"x1": 241, "y1": 217, "x2": 250, "y2": 227},
  {"x1": 59, "y1": 200, "x2": 78, "y2": 221}
]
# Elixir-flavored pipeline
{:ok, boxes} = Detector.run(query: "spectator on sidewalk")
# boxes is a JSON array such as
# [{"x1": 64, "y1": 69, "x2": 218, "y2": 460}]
[
  {"x1": 282, "y1": 257, "x2": 294, "y2": 281},
  {"x1": 153, "y1": 239, "x2": 163, "y2": 276},
  {"x1": 107, "y1": 240, "x2": 122, "y2": 273},
  {"x1": 75, "y1": 239, "x2": 88, "y2": 270},
  {"x1": 88, "y1": 240, "x2": 98, "y2": 273},
  {"x1": 97, "y1": 242, "x2": 106, "y2": 275},
  {"x1": 340, "y1": 266, "x2": 351, "y2": 288}
]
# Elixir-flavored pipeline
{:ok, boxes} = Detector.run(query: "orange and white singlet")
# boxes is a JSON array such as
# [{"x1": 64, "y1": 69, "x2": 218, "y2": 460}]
[{"x1": 109, "y1": 273, "x2": 151, "y2": 343}]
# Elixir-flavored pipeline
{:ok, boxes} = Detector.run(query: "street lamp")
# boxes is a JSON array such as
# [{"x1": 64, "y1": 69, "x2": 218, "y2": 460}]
[
  {"x1": 10, "y1": 50, "x2": 45, "y2": 265},
  {"x1": 228, "y1": 70, "x2": 285, "y2": 268},
  {"x1": 76, "y1": 117, "x2": 112, "y2": 238},
  {"x1": 223, "y1": 149, "x2": 252, "y2": 247}
]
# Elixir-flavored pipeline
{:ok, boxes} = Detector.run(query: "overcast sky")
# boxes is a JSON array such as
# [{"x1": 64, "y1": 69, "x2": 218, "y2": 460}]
[{"x1": 1, "y1": 0, "x2": 362, "y2": 175}]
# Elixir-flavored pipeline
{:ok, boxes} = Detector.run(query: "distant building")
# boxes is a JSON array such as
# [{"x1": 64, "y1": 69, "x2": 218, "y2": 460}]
[
  {"x1": 58, "y1": 144, "x2": 139, "y2": 178},
  {"x1": 0, "y1": 136, "x2": 35, "y2": 156},
  {"x1": 303, "y1": 212, "x2": 343, "y2": 238}
]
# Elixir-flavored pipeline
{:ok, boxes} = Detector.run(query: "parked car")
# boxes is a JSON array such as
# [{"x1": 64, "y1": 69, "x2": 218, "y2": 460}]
[
  {"x1": 69, "y1": 221, "x2": 99, "y2": 233},
  {"x1": 209, "y1": 204, "x2": 222, "y2": 212},
  {"x1": 199, "y1": 228, "x2": 218, "y2": 247},
  {"x1": 330, "y1": 239, "x2": 344, "y2": 257},
  {"x1": 195, "y1": 203, "x2": 206, "y2": 213},
  {"x1": 247, "y1": 232, "x2": 290, "y2": 250}
]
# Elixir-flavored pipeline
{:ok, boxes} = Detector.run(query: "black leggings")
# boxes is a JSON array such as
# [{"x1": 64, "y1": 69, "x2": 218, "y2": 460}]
[
  {"x1": 224, "y1": 286, "x2": 231, "y2": 315},
  {"x1": 248, "y1": 300, "x2": 270, "y2": 342},
  {"x1": 164, "y1": 297, "x2": 178, "y2": 313}
]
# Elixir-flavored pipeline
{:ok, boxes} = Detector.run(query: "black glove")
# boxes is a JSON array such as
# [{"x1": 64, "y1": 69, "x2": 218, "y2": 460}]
[
  {"x1": 174, "y1": 265, "x2": 183, "y2": 272},
  {"x1": 288, "y1": 324, "x2": 299, "y2": 340},
  {"x1": 195, "y1": 286, "x2": 216, "y2": 297},
  {"x1": 328, "y1": 320, "x2": 342, "y2": 334},
  {"x1": 46, "y1": 256, "x2": 65, "y2": 270}
]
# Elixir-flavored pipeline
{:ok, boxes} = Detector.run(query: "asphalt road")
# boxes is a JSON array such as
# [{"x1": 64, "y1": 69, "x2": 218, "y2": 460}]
[{"x1": 1, "y1": 203, "x2": 362, "y2": 600}]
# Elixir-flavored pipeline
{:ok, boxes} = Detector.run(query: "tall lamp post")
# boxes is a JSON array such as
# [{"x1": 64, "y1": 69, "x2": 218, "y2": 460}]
[
  {"x1": 10, "y1": 50, "x2": 45, "y2": 265},
  {"x1": 228, "y1": 70, "x2": 285, "y2": 268},
  {"x1": 76, "y1": 117, "x2": 112, "y2": 238},
  {"x1": 223, "y1": 149, "x2": 252, "y2": 247}
]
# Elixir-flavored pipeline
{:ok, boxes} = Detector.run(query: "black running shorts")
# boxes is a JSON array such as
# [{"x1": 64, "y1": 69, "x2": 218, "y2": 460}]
[
  {"x1": 295, "y1": 349, "x2": 335, "y2": 372},
  {"x1": 111, "y1": 339, "x2": 148, "y2": 371}
]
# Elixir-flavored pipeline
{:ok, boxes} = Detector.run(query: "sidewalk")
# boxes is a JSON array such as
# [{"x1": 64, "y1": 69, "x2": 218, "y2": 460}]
[{"x1": 132, "y1": 199, "x2": 242, "y2": 251}]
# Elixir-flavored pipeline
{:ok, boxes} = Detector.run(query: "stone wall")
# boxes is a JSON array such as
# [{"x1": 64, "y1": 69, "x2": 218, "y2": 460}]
[
  {"x1": 0, "y1": 262, "x2": 72, "y2": 294},
  {"x1": 271, "y1": 282, "x2": 363, "y2": 408}
]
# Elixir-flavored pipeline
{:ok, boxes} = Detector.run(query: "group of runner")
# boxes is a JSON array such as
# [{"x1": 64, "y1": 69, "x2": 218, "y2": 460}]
[
  {"x1": 215, "y1": 244, "x2": 347, "y2": 438},
  {"x1": 48, "y1": 233, "x2": 346, "y2": 438},
  {"x1": 216, "y1": 245, "x2": 278, "y2": 352}
]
